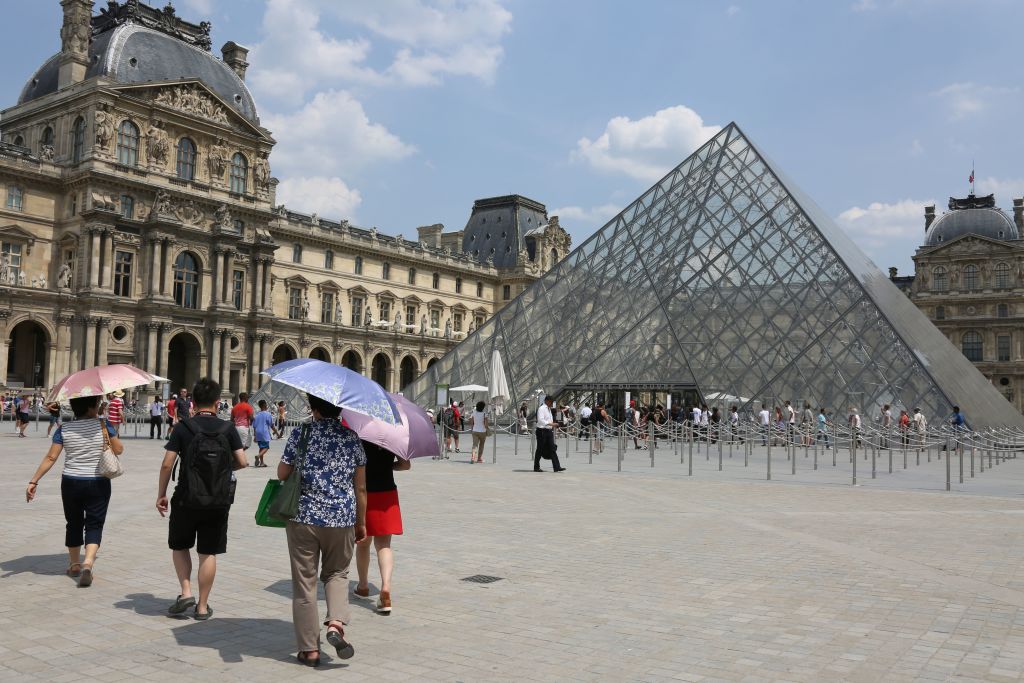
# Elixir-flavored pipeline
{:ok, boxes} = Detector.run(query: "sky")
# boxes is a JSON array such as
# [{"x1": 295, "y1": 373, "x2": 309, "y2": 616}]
[{"x1": 3, "y1": 0, "x2": 1024, "y2": 275}]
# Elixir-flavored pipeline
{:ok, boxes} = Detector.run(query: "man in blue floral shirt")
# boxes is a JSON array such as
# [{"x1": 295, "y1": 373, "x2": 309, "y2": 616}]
[{"x1": 278, "y1": 393, "x2": 366, "y2": 666}]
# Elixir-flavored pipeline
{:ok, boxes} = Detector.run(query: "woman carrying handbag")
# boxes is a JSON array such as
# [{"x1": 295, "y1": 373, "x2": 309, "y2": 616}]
[{"x1": 25, "y1": 395, "x2": 123, "y2": 587}]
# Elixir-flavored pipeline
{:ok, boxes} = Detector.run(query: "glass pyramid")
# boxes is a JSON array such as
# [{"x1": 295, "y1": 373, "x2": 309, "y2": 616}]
[{"x1": 407, "y1": 124, "x2": 1024, "y2": 429}]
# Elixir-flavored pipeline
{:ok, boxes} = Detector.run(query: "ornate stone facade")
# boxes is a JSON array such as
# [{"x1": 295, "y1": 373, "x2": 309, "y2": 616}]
[
  {"x1": 0, "y1": 1, "x2": 570, "y2": 395},
  {"x1": 900, "y1": 194, "x2": 1024, "y2": 413}
]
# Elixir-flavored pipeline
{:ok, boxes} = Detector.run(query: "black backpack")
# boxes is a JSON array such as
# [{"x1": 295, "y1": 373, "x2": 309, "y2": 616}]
[
  {"x1": 443, "y1": 407, "x2": 456, "y2": 428},
  {"x1": 177, "y1": 418, "x2": 235, "y2": 509}
]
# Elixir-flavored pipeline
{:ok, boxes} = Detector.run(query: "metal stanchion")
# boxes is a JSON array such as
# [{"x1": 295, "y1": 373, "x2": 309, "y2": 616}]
[
  {"x1": 852, "y1": 430, "x2": 857, "y2": 486},
  {"x1": 791, "y1": 430, "x2": 796, "y2": 475},
  {"x1": 946, "y1": 434, "x2": 952, "y2": 491},
  {"x1": 958, "y1": 441, "x2": 963, "y2": 484},
  {"x1": 649, "y1": 421, "x2": 655, "y2": 468},
  {"x1": 979, "y1": 438, "x2": 984, "y2": 473},
  {"x1": 616, "y1": 427, "x2": 623, "y2": 472},
  {"x1": 717, "y1": 427, "x2": 723, "y2": 471},
  {"x1": 588, "y1": 426, "x2": 593, "y2": 465},
  {"x1": 514, "y1": 426, "x2": 519, "y2": 456},
  {"x1": 970, "y1": 443, "x2": 975, "y2": 477},
  {"x1": 766, "y1": 425, "x2": 772, "y2": 481},
  {"x1": 492, "y1": 423, "x2": 497, "y2": 464}
]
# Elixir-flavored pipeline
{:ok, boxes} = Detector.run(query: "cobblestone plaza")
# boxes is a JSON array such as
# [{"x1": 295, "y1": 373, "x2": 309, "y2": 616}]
[{"x1": 2, "y1": 429, "x2": 1023, "y2": 682}]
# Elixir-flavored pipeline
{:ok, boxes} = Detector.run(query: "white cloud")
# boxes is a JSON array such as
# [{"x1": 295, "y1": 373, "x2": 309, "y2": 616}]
[
  {"x1": 976, "y1": 176, "x2": 1024, "y2": 202},
  {"x1": 263, "y1": 89, "x2": 416, "y2": 178},
  {"x1": 573, "y1": 105, "x2": 721, "y2": 181},
  {"x1": 726, "y1": 5, "x2": 741, "y2": 16},
  {"x1": 550, "y1": 203, "x2": 621, "y2": 228},
  {"x1": 933, "y1": 82, "x2": 1020, "y2": 120},
  {"x1": 276, "y1": 177, "x2": 362, "y2": 219},
  {"x1": 910, "y1": 139, "x2": 924, "y2": 156},
  {"x1": 180, "y1": 0, "x2": 214, "y2": 16},
  {"x1": 851, "y1": 0, "x2": 877, "y2": 10},
  {"x1": 836, "y1": 198, "x2": 934, "y2": 250}
]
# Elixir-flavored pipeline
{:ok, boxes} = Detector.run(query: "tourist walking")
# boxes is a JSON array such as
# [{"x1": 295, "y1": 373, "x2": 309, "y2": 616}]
[
  {"x1": 848, "y1": 407, "x2": 862, "y2": 448},
  {"x1": 579, "y1": 403, "x2": 592, "y2": 440},
  {"x1": 353, "y1": 441, "x2": 409, "y2": 614},
  {"x1": 469, "y1": 401, "x2": 488, "y2": 463},
  {"x1": 534, "y1": 395, "x2": 565, "y2": 472},
  {"x1": 785, "y1": 400, "x2": 797, "y2": 444},
  {"x1": 729, "y1": 406, "x2": 743, "y2": 443},
  {"x1": 912, "y1": 407, "x2": 928, "y2": 448},
  {"x1": 758, "y1": 404, "x2": 770, "y2": 446},
  {"x1": 816, "y1": 408, "x2": 830, "y2": 448},
  {"x1": 279, "y1": 394, "x2": 367, "y2": 666},
  {"x1": 149, "y1": 396, "x2": 164, "y2": 439},
  {"x1": 167, "y1": 394, "x2": 177, "y2": 428},
  {"x1": 176, "y1": 388, "x2": 193, "y2": 423},
  {"x1": 800, "y1": 402, "x2": 814, "y2": 446},
  {"x1": 274, "y1": 400, "x2": 287, "y2": 439},
  {"x1": 517, "y1": 402, "x2": 528, "y2": 435},
  {"x1": 880, "y1": 404, "x2": 893, "y2": 449},
  {"x1": 157, "y1": 378, "x2": 246, "y2": 621},
  {"x1": 106, "y1": 390, "x2": 125, "y2": 437},
  {"x1": 25, "y1": 395, "x2": 123, "y2": 587},
  {"x1": 709, "y1": 407, "x2": 721, "y2": 444},
  {"x1": 46, "y1": 400, "x2": 62, "y2": 437},
  {"x1": 16, "y1": 393, "x2": 30, "y2": 438},
  {"x1": 591, "y1": 402, "x2": 606, "y2": 453},
  {"x1": 898, "y1": 409, "x2": 910, "y2": 447},
  {"x1": 231, "y1": 392, "x2": 255, "y2": 452},
  {"x1": 253, "y1": 399, "x2": 274, "y2": 468}
]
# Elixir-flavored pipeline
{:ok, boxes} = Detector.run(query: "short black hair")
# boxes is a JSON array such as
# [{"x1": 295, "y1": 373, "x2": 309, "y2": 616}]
[
  {"x1": 953, "y1": 405, "x2": 960, "y2": 412},
  {"x1": 238, "y1": 392, "x2": 249, "y2": 402},
  {"x1": 476, "y1": 400, "x2": 485, "y2": 412},
  {"x1": 308, "y1": 393, "x2": 342, "y2": 419},
  {"x1": 258, "y1": 399, "x2": 268, "y2": 410},
  {"x1": 70, "y1": 395, "x2": 100, "y2": 418},
  {"x1": 191, "y1": 377, "x2": 221, "y2": 407},
  {"x1": 544, "y1": 395, "x2": 554, "y2": 403}
]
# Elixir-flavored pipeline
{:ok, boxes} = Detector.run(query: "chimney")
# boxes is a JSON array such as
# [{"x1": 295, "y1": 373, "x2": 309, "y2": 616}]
[
  {"x1": 888, "y1": 267, "x2": 898, "y2": 280},
  {"x1": 417, "y1": 224, "x2": 444, "y2": 249},
  {"x1": 924, "y1": 204, "x2": 936, "y2": 232},
  {"x1": 221, "y1": 41, "x2": 250, "y2": 81},
  {"x1": 58, "y1": 0, "x2": 93, "y2": 89},
  {"x1": 1014, "y1": 198, "x2": 1023, "y2": 231}
]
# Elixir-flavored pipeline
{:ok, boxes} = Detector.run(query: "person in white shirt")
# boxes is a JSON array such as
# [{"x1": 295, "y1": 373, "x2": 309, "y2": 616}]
[
  {"x1": 533, "y1": 396, "x2": 565, "y2": 473},
  {"x1": 149, "y1": 396, "x2": 165, "y2": 439},
  {"x1": 469, "y1": 401, "x2": 489, "y2": 464},
  {"x1": 880, "y1": 404, "x2": 893, "y2": 449},
  {"x1": 729, "y1": 406, "x2": 743, "y2": 444},
  {"x1": 848, "y1": 407, "x2": 862, "y2": 448},
  {"x1": 579, "y1": 404, "x2": 592, "y2": 439},
  {"x1": 758, "y1": 405, "x2": 770, "y2": 446},
  {"x1": 912, "y1": 407, "x2": 927, "y2": 448},
  {"x1": 785, "y1": 401, "x2": 796, "y2": 445}
]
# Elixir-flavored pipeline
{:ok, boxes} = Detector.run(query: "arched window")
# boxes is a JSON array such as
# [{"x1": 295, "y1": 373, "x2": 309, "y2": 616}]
[
  {"x1": 382, "y1": 262, "x2": 391, "y2": 280},
  {"x1": 476, "y1": 281, "x2": 483, "y2": 297},
  {"x1": 176, "y1": 138, "x2": 196, "y2": 180},
  {"x1": 354, "y1": 256, "x2": 363, "y2": 275},
  {"x1": 408, "y1": 267, "x2": 416, "y2": 285},
  {"x1": 229, "y1": 153, "x2": 248, "y2": 194},
  {"x1": 12, "y1": 135, "x2": 23, "y2": 146},
  {"x1": 173, "y1": 252, "x2": 199, "y2": 309},
  {"x1": 550, "y1": 248, "x2": 558, "y2": 265},
  {"x1": 432, "y1": 272, "x2": 440, "y2": 289},
  {"x1": 324, "y1": 249, "x2": 334, "y2": 270},
  {"x1": 961, "y1": 331, "x2": 983, "y2": 362},
  {"x1": 998, "y1": 303, "x2": 1009, "y2": 318},
  {"x1": 120, "y1": 194, "x2": 134, "y2": 220},
  {"x1": 963, "y1": 264, "x2": 978, "y2": 290},
  {"x1": 995, "y1": 262, "x2": 1010, "y2": 288},
  {"x1": 116, "y1": 120, "x2": 139, "y2": 166},
  {"x1": 41, "y1": 126, "x2": 53, "y2": 147},
  {"x1": 932, "y1": 266, "x2": 947, "y2": 292},
  {"x1": 72, "y1": 117, "x2": 85, "y2": 163},
  {"x1": 292, "y1": 243, "x2": 302, "y2": 263},
  {"x1": 935, "y1": 305, "x2": 945, "y2": 320},
  {"x1": 455, "y1": 277, "x2": 462, "y2": 294}
]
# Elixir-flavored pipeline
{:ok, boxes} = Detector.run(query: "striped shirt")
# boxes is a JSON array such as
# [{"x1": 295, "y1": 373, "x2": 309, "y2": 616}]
[
  {"x1": 106, "y1": 398, "x2": 124, "y2": 424},
  {"x1": 53, "y1": 419, "x2": 116, "y2": 479}
]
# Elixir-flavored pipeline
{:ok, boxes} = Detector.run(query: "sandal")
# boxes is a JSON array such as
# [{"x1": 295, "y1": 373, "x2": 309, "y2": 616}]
[
  {"x1": 167, "y1": 595, "x2": 196, "y2": 616},
  {"x1": 325, "y1": 623, "x2": 355, "y2": 659},
  {"x1": 66, "y1": 562, "x2": 82, "y2": 578},
  {"x1": 78, "y1": 565, "x2": 93, "y2": 588},
  {"x1": 296, "y1": 650, "x2": 321, "y2": 667}
]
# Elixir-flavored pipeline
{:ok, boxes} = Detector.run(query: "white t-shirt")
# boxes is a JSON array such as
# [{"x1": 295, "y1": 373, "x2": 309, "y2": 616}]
[
  {"x1": 758, "y1": 409, "x2": 770, "y2": 425},
  {"x1": 786, "y1": 405, "x2": 796, "y2": 424},
  {"x1": 150, "y1": 402, "x2": 164, "y2": 417},
  {"x1": 913, "y1": 412, "x2": 927, "y2": 432},
  {"x1": 580, "y1": 406, "x2": 592, "y2": 421},
  {"x1": 729, "y1": 411, "x2": 738, "y2": 424},
  {"x1": 471, "y1": 410, "x2": 487, "y2": 433},
  {"x1": 692, "y1": 407, "x2": 701, "y2": 423},
  {"x1": 850, "y1": 414, "x2": 862, "y2": 428}
]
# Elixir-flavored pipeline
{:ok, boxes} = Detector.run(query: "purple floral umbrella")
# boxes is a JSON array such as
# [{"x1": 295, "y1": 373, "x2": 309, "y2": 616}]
[{"x1": 261, "y1": 358, "x2": 401, "y2": 425}]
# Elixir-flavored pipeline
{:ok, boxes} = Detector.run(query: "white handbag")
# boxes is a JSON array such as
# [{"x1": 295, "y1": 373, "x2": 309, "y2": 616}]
[{"x1": 97, "y1": 419, "x2": 123, "y2": 479}]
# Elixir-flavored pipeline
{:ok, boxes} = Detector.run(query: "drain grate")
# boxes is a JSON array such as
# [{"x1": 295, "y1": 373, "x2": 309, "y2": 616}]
[{"x1": 461, "y1": 574, "x2": 504, "y2": 584}]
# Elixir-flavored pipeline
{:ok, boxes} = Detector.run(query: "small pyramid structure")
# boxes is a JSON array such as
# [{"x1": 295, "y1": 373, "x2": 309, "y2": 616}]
[{"x1": 407, "y1": 124, "x2": 1024, "y2": 428}]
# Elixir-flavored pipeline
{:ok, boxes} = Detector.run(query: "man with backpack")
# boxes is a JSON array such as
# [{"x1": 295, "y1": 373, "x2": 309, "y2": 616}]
[
  {"x1": 156, "y1": 378, "x2": 247, "y2": 620},
  {"x1": 442, "y1": 400, "x2": 459, "y2": 454}
]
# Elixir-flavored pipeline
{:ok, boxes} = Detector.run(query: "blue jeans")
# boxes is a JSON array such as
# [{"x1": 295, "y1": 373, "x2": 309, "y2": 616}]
[{"x1": 61, "y1": 477, "x2": 111, "y2": 547}]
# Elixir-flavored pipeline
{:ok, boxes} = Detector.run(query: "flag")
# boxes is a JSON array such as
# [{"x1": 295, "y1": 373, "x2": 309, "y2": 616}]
[{"x1": 969, "y1": 171, "x2": 974, "y2": 184}]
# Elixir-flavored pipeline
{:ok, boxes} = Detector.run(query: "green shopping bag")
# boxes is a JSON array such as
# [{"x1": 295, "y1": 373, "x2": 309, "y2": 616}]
[{"x1": 255, "y1": 479, "x2": 286, "y2": 528}]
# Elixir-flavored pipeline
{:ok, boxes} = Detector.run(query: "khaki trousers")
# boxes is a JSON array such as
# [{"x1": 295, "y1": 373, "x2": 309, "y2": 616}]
[
  {"x1": 285, "y1": 521, "x2": 355, "y2": 651},
  {"x1": 472, "y1": 431, "x2": 487, "y2": 455}
]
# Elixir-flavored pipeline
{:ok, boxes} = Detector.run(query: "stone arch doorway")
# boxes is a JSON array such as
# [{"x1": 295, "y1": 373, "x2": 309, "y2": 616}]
[
  {"x1": 166, "y1": 332, "x2": 201, "y2": 394},
  {"x1": 309, "y1": 347, "x2": 331, "y2": 362},
  {"x1": 371, "y1": 353, "x2": 391, "y2": 391},
  {"x1": 427, "y1": 357, "x2": 439, "y2": 370},
  {"x1": 7, "y1": 320, "x2": 49, "y2": 387},
  {"x1": 399, "y1": 355, "x2": 418, "y2": 391},
  {"x1": 341, "y1": 350, "x2": 362, "y2": 374},
  {"x1": 272, "y1": 343, "x2": 296, "y2": 366}
]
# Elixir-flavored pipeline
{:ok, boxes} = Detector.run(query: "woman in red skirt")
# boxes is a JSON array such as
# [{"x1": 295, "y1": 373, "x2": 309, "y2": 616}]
[{"x1": 352, "y1": 441, "x2": 409, "y2": 613}]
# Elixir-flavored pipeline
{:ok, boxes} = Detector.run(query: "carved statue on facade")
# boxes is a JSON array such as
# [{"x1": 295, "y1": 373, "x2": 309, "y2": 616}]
[
  {"x1": 94, "y1": 109, "x2": 115, "y2": 152},
  {"x1": 254, "y1": 153, "x2": 271, "y2": 189},
  {"x1": 175, "y1": 199, "x2": 204, "y2": 225},
  {"x1": 364, "y1": 309, "x2": 372, "y2": 327},
  {"x1": 444, "y1": 318, "x2": 452, "y2": 339},
  {"x1": 301, "y1": 295, "x2": 311, "y2": 320},
  {"x1": 950, "y1": 267, "x2": 960, "y2": 284},
  {"x1": 145, "y1": 120, "x2": 170, "y2": 167},
  {"x1": 151, "y1": 189, "x2": 173, "y2": 218},
  {"x1": 17, "y1": 271, "x2": 27, "y2": 287},
  {"x1": 0, "y1": 254, "x2": 10, "y2": 286},
  {"x1": 40, "y1": 145, "x2": 54, "y2": 162},
  {"x1": 38, "y1": 274, "x2": 47, "y2": 289},
  {"x1": 60, "y1": 3, "x2": 91, "y2": 56},
  {"x1": 335, "y1": 302, "x2": 344, "y2": 324},
  {"x1": 57, "y1": 263, "x2": 72, "y2": 289},
  {"x1": 420, "y1": 314, "x2": 427, "y2": 334},
  {"x1": 154, "y1": 85, "x2": 229, "y2": 125},
  {"x1": 394, "y1": 311, "x2": 402, "y2": 331},
  {"x1": 207, "y1": 138, "x2": 230, "y2": 179},
  {"x1": 213, "y1": 203, "x2": 232, "y2": 231}
]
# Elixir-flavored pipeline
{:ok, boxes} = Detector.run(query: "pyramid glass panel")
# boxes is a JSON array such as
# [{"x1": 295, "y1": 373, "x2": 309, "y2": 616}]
[{"x1": 407, "y1": 124, "x2": 1024, "y2": 429}]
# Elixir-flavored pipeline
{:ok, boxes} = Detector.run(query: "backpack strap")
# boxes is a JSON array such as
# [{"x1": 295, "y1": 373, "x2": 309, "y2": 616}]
[{"x1": 172, "y1": 419, "x2": 198, "y2": 482}]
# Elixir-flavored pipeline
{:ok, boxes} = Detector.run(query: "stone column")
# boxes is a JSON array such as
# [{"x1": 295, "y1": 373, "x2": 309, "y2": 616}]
[
  {"x1": 262, "y1": 260, "x2": 272, "y2": 310},
  {"x1": 219, "y1": 331, "x2": 231, "y2": 392},
  {"x1": 247, "y1": 333, "x2": 259, "y2": 392},
  {"x1": 161, "y1": 239, "x2": 175, "y2": 297},
  {"x1": 146, "y1": 323, "x2": 159, "y2": 375},
  {"x1": 157, "y1": 324, "x2": 170, "y2": 378},
  {"x1": 221, "y1": 252, "x2": 232, "y2": 304},
  {"x1": 209, "y1": 328, "x2": 222, "y2": 381},
  {"x1": 210, "y1": 248, "x2": 222, "y2": 307},
  {"x1": 54, "y1": 315, "x2": 73, "y2": 382},
  {"x1": 0, "y1": 312, "x2": 10, "y2": 384},
  {"x1": 83, "y1": 317, "x2": 97, "y2": 369},
  {"x1": 69, "y1": 317, "x2": 82, "y2": 371},
  {"x1": 45, "y1": 343, "x2": 58, "y2": 389},
  {"x1": 101, "y1": 230, "x2": 114, "y2": 290},
  {"x1": 249, "y1": 259, "x2": 260, "y2": 311},
  {"x1": 96, "y1": 318, "x2": 110, "y2": 366},
  {"x1": 260, "y1": 333, "x2": 272, "y2": 377},
  {"x1": 88, "y1": 229, "x2": 101, "y2": 288},
  {"x1": 150, "y1": 239, "x2": 162, "y2": 296}
]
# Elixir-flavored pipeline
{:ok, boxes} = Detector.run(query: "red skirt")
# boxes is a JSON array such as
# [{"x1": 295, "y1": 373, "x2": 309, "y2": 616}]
[{"x1": 365, "y1": 489, "x2": 403, "y2": 536}]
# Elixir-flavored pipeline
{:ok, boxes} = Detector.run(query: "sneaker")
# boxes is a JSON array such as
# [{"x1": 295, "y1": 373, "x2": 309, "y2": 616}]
[
  {"x1": 554, "y1": 467, "x2": 567, "y2": 472},
  {"x1": 376, "y1": 591, "x2": 392, "y2": 614},
  {"x1": 352, "y1": 586, "x2": 371, "y2": 600},
  {"x1": 326, "y1": 627, "x2": 355, "y2": 659}
]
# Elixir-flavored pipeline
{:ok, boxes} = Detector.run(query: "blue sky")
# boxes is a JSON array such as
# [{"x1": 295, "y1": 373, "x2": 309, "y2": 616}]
[{"x1": 4, "y1": 0, "x2": 1024, "y2": 274}]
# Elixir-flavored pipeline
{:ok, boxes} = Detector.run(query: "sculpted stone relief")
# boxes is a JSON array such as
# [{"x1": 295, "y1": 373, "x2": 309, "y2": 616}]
[
  {"x1": 152, "y1": 85, "x2": 230, "y2": 125},
  {"x1": 94, "y1": 109, "x2": 115, "y2": 153},
  {"x1": 60, "y1": 2, "x2": 91, "y2": 56},
  {"x1": 253, "y1": 153, "x2": 271, "y2": 190},
  {"x1": 145, "y1": 120, "x2": 170, "y2": 168},
  {"x1": 207, "y1": 138, "x2": 230, "y2": 180}
]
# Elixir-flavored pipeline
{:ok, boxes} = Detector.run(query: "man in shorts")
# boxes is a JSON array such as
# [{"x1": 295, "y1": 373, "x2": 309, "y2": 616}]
[
  {"x1": 15, "y1": 394, "x2": 30, "y2": 438},
  {"x1": 252, "y1": 399, "x2": 274, "y2": 468},
  {"x1": 230, "y1": 392, "x2": 255, "y2": 452},
  {"x1": 156, "y1": 377, "x2": 246, "y2": 620}
]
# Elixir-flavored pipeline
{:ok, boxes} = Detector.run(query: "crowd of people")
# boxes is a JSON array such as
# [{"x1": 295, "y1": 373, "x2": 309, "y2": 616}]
[{"x1": 24, "y1": 377, "x2": 411, "y2": 666}]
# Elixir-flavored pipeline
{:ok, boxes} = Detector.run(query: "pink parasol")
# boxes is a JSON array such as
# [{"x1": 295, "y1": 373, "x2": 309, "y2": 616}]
[
  {"x1": 342, "y1": 393, "x2": 440, "y2": 460},
  {"x1": 47, "y1": 364, "x2": 168, "y2": 402}
]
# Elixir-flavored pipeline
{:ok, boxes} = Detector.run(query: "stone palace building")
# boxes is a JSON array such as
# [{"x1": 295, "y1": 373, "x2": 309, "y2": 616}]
[
  {"x1": 893, "y1": 192, "x2": 1024, "y2": 413},
  {"x1": 0, "y1": 0, "x2": 570, "y2": 395}
]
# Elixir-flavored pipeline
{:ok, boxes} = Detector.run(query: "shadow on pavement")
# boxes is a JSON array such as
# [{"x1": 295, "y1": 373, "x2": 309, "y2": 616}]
[
  {"x1": 170, "y1": 617, "x2": 349, "y2": 667},
  {"x1": 113, "y1": 592, "x2": 174, "y2": 617},
  {"x1": 264, "y1": 578, "x2": 324, "y2": 601},
  {"x1": 0, "y1": 553, "x2": 69, "y2": 577}
]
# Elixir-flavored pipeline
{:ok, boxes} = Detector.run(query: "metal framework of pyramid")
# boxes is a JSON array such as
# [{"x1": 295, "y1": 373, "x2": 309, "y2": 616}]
[{"x1": 406, "y1": 123, "x2": 1024, "y2": 429}]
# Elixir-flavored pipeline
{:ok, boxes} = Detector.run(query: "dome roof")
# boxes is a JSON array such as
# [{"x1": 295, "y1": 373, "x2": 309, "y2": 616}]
[
  {"x1": 18, "y1": 23, "x2": 258, "y2": 124},
  {"x1": 924, "y1": 206, "x2": 1017, "y2": 246}
]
